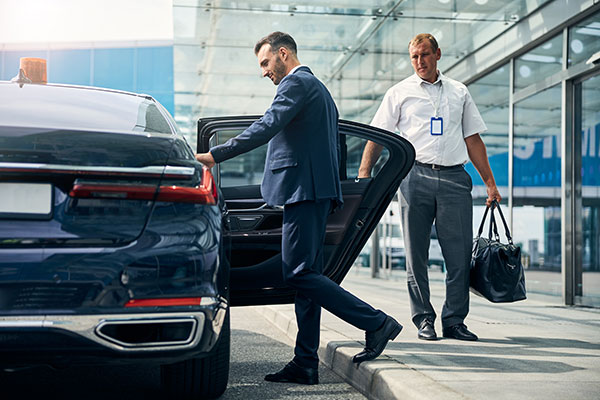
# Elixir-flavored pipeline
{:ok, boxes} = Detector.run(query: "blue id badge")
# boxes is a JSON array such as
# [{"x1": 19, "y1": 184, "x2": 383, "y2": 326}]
[{"x1": 430, "y1": 117, "x2": 443, "y2": 135}]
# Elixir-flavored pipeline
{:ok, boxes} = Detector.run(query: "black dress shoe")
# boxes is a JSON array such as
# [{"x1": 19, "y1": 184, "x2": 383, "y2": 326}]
[
  {"x1": 352, "y1": 315, "x2": 403, "y2": 363},
  {"x1": 264, "y1": 361, "x2": 318, "y2": 385},
  {"x1": 442, "y1": 323, "x2": 478, "y2": 341},
  {"x1": 417, "y1": 319, "x2": 438, "y2": 340}
]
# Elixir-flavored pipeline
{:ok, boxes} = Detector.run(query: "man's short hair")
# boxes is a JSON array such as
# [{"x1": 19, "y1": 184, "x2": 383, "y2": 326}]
[
  {"x1": 408, "y1": 33, "x2": 439, "y2": 52},
  {"x1": 254, "y1": 32, "x2": 298, "y2": 55}
]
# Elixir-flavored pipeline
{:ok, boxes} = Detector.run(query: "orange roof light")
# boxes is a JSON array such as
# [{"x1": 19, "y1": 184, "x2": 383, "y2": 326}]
[{"x1": 17, "y1": 57, "x2": 47, "y2": 84}]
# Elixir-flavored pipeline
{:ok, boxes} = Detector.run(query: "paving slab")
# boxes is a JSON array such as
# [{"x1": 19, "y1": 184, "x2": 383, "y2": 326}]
[{"x1": 255, "y1": 267, "x2": 600, "y2": 400}]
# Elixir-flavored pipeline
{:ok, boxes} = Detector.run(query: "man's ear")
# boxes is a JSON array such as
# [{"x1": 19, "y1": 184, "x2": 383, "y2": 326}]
[{"x1": 279, "y1": 47, "x2": 288, "y2": 61}]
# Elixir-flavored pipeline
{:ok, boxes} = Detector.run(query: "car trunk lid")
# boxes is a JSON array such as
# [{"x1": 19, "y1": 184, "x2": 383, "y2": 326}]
[{"x1": 0, "y1": 125, "x2": 188, "y2": 246}]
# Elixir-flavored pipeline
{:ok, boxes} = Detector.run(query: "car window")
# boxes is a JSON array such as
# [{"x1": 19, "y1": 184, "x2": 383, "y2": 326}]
[
  {"x1": 213, "y1": 128, "x2": 390, "y2": 187},
  {"x1": 212, "y1": 129, "x2": 266, "y2": 187},
  {"x1": 135, "y1": 102, "x2": 173, "y2": 133},
  {"x1": 345, "y1": 135, "x2": 390, "y2": 179}
]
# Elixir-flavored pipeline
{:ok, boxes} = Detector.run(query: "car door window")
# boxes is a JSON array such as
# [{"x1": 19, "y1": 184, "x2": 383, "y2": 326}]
[
  {"x1": 212, "y1": 129, "x2": 267, "y2": 187},
  {"x1": 212, "y1": 128, "x2": 390, "y2": 186},
  {"x1": 344, "y1": 135, "x2": 389, "y2": 179}
]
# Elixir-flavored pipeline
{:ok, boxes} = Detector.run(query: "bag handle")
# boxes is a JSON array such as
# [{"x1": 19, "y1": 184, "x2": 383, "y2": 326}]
[
  {"x1": 476, "y1": 204, "x2": 490, "y2": 238},
  {"x1": 489, "y1": 202, "x2": 500, "y2": 241},
  {"x1": 492, "y1": 200, "x2": 514, "y2": 245},
  {"x1": 476, "y1": 200, "x2": 514, "y2": 245}
]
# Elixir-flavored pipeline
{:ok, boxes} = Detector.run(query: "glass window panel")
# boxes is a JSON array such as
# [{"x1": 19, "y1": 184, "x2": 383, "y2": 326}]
[
  {"x1": 49, "y1": 49, "x2": 91, "y2": 86},
  {"x1": 514, "y1": 34, "x2": 563, "y2": 90},
  {"x1": 568, "y1": 10, "x2": 600, "y2": 67},
  {"x1": 466, "y1": 64, "x2": 509, "y2": 202},
  {"x1": 137, "y1": 47, "x2": 174, "y2": 93},
  {"x1": 93, "y1": 48, "x2": 134, "y2": 92},
  {"x1": 513, "y1": 85, "x2": 561, "y2": 297}
]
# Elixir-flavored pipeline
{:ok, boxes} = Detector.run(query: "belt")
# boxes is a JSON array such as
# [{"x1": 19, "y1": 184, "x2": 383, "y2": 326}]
[{"x1": 415, "y1": 161, "x2": 463, "y2": 171}]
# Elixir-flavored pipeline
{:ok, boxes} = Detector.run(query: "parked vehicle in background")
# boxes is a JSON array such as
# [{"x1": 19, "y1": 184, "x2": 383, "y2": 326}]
[{"x1": 356, "y1": 202, "x2": 445, "y2": 272}]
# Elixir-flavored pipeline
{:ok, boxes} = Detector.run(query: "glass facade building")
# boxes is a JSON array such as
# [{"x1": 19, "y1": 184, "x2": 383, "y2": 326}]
[
  {"x1": 463, "y1": 5, "x2": 600, "y2": 306},
  {"x1": 0, "y1": 44, "x2": 175, "y2": 115}
]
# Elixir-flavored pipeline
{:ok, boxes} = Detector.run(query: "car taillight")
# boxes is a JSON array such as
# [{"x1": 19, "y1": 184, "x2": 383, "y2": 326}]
[
  {"x1": 156, "y1": 168, "x2": 217, "y2": 204},
  {"x1": 69, "y1": 167, "x2": 217, "y2": 205},
  {"x1": 124, "y1": 297, "x2": 203, "y2": 307}
]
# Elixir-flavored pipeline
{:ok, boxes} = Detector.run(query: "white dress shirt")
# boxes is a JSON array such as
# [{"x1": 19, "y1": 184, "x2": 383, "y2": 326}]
[{"x1": 370, "y1": 71, "x2": 486, "y2": 166}]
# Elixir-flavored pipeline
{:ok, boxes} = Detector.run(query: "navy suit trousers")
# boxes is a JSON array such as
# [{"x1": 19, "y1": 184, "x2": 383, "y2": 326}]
[{"x1": 282, "y1": 199, "x2": 386, "y2": 369}]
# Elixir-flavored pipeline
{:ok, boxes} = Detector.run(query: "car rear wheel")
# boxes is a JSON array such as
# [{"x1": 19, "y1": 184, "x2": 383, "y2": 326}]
[{"x1": 161, "y1": 311, "x2": 230, "y2": 399}]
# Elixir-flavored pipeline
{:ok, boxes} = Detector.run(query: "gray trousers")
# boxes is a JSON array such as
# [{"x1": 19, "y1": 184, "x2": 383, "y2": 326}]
[{"x1": 399, "y1": 163, "x2": 473, "y2": 329}]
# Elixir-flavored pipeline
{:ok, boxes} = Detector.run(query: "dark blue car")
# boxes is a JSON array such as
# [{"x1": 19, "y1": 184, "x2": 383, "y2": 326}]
[{"x1": 0, "y1": 77, "x2": 414, "y2": 399}]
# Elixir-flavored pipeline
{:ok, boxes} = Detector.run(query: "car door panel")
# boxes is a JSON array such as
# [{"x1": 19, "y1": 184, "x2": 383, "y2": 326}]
[{"x1": 198, "y1": 117, "x2": 414, "y2": 306}]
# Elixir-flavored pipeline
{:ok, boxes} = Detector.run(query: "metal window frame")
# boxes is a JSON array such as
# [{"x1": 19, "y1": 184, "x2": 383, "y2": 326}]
[{"x1": 491, "y1": 6, "x2": 600, "y2": 305}]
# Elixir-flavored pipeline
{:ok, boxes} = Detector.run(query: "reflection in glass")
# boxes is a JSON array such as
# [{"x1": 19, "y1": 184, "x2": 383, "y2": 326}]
[
  {"x1": 466, "y1": 64, "x2": 509, "y2": 201},
  {"x1": 217, "y1": 129, "x2": 390, "y2": 188},
  {"x1": 579, "y1": 74, "x2": 600, "y2": 306},
  {"x1": 568, "y1": 10, "x2": 600, "y2": 67},
  {"x1": 172, "y1": 0, "x2": 554, "y2": 143},
  {"x1": 217, "y1": 129, "x2": 267, "y2": 187},
  {"x1": 514, "y1": 34, "x2": 563, "y2": 90},
  {"x1": 346, "y1": 136, "x2": 389, "y2": 179},
  {"x1": 513, "y1": 85, "x2": 561, "y2": 296}
]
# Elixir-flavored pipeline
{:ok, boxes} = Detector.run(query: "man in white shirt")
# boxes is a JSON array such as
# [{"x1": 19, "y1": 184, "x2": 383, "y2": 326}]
[{"x1": 358, "y1": 33, "x2": 501, "y2": 341}]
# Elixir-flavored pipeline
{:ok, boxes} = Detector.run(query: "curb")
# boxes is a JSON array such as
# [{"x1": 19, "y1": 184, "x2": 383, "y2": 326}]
[{"x1": 256, "y1": 305, "x2": 467, "y2": 400}]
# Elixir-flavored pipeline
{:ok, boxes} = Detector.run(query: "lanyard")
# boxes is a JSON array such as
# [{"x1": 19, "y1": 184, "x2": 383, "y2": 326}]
[{"x1": 422, "y1": 80, "x2": 443, "y2": 117}]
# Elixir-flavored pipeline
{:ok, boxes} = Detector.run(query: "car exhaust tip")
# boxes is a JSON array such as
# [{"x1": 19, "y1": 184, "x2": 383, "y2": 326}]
[{"x1": 96, "y1": 318, "x2": 197, "y2": 348}]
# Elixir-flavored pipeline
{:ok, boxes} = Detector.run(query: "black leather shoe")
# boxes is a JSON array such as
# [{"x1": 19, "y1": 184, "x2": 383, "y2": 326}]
[
  {"x1": 264, "y1": 361, "x2": 318, "y2": 385},
  {"x1": 352, "y1": 315, "x2": 402, "y2": 363},
  {"x1": 442, "y1": 323, "x2": 478, "y2": 341},
  {"x1": 417, "y1": 319, "x2": 438, "y2": 340}
]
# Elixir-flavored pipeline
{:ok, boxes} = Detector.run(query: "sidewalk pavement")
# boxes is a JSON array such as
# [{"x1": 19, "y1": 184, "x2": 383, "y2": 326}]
[{"x1": 255, "y1": 266, "x2": 600, "y2": 400}]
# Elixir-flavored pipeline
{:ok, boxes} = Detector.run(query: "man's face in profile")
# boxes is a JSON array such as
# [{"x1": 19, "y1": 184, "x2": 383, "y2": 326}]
[{"x1": 257, "y1": 44, "x2": 288, "y2": 85}]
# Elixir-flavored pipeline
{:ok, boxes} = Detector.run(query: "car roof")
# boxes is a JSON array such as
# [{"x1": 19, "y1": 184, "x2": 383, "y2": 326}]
[{"x1": 0, "y1": 80, "x2": 174, "y2": 134}]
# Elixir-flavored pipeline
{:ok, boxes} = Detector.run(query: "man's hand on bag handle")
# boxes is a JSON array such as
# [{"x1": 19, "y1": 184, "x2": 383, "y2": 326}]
[{"x1": 486, "y1": 185, "x2": 502, "y2": 207}]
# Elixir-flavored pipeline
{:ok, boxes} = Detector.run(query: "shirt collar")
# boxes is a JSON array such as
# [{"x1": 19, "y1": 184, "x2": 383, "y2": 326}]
[
  {"x1": 289, "y1": 64, "x2": 308, "y2": 75},
  {"x1": 413, "y1": 70, "x2": 443, "y2": 85}
]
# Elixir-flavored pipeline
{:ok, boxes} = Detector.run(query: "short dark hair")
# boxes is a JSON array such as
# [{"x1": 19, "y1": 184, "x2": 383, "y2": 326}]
[
  {"x1": 408, "y1": 33, "x2": 439, "y2": 52},
  {"x1": 254, "y1": 31, "x2": 298, "y2": 55}
]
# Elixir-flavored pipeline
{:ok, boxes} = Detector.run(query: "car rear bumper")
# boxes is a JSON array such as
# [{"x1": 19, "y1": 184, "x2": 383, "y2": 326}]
[{"x1": 0, "y1": 298, "x2": 228, "y2": 369}]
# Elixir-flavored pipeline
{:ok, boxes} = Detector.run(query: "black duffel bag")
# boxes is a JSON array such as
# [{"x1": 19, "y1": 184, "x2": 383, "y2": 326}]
[{"x1": 470, "y1": 200, "x2": 526, "y2": 303}]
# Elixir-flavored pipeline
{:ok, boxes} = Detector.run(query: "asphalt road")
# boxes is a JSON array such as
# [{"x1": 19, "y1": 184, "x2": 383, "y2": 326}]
[{"x1": 0, "y1": 307, "x2": 365, "y2": 400}]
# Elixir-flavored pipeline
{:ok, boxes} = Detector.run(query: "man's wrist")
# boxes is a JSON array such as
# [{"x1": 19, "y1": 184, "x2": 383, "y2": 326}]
[{"x1": 358, "y1": 167, "x2": 371, "y2": 178}]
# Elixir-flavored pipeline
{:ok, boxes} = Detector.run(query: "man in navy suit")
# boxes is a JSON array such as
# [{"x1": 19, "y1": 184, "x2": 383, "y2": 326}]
[{"x1": 196, "y1": 32, "x2": 402, "y2": 385}]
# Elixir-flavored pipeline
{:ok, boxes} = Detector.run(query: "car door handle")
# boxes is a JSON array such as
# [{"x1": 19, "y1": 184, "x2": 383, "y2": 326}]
[{"x1": 229, "y1": 215, "x2": 264, "y2": 231}]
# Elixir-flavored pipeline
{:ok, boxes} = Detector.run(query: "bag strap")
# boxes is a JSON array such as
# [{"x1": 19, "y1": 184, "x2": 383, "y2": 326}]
[
  {"x1": 476, "y1": 203, "x2": 491, "y2": 238},
  {"x1": 489, "y1": 202, "x2": 500, "y2": 241},
  {"x1": 492, "y1": 200, "x2": 514, "y2": 245}
]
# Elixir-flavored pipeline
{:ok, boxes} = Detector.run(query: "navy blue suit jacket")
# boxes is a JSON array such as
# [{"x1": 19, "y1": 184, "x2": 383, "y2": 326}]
[{"x1": 210, "y1": 66, "x2": 343, "y2": 208}]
